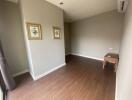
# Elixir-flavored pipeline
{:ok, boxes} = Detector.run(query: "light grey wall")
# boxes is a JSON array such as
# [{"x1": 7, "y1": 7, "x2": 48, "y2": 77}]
[
  {"x1": 0, "y1": 1, "x2": 28, "y2": 76},
  {"x1": 64, "y1": 22, "x2": 71, "y2": 55},
  {"x1": 116, "y1": 0, "x2": 132, "y2": 100},
  {"x1": 20, "y1": 0, "x2": 65, "y2": 79},
  {"x1": 71, "y1": 10, "x2": 124, "y2": 60}
]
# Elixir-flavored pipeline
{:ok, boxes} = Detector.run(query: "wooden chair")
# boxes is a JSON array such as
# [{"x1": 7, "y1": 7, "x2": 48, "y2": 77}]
[{"x1": 103, "y1": 53, "x2": 119, "y2": 72}]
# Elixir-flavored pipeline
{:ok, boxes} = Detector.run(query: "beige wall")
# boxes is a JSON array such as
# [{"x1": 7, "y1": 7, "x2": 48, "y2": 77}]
[
  {"x1": 0, "y1": 0, "x2": 4, "y2": 32},
  {"x1": 64, "y1": 22, "x2": 71, "y2": 55},
  {"x1": 0, "y1": 1, "x2": 28, "y2": 76},
  {"x1": 116, "y1": 0, "x2": 132, "y2": 100},
  {"x1": 71, "y1": 10, "x2": 124, "y2": 60},
  {"x1": 20, "y1": 0, "x2": 65, "y2": 80}
]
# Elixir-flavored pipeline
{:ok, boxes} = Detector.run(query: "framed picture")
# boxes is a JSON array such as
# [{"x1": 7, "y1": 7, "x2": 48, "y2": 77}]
[
  {"x1": 53, "y1": 26, "x2": 61, "y2": 39},
  {"x1": 26, "y1": 22, "x2": 42, "y2": 40}
]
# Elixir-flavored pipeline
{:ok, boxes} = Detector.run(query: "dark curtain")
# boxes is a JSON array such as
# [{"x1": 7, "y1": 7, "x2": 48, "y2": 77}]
[{"x1": 0, "y1": 42, "x2": 16, "y2": 91}]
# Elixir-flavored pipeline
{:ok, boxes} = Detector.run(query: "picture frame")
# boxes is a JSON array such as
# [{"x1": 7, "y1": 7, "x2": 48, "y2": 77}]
[
  {"x1": 53, "y1": 26, "x2": 61, "y2": 39},
  {"x1": 26, "y1": 22, "x2": 42, "y2": 40}
]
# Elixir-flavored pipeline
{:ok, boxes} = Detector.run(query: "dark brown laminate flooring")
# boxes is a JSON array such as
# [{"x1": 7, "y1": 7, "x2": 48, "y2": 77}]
[{"x1": 8, "y1": 55, "x2": 115, "y2": 100}]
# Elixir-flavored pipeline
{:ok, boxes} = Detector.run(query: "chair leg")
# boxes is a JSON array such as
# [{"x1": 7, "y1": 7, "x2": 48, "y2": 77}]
[
  {"x1": 114, "y1": 63, "x2": 118, "y2": 72},
  {"x1": 103, "y1": 61, "x2": 106, "y2": 69}
]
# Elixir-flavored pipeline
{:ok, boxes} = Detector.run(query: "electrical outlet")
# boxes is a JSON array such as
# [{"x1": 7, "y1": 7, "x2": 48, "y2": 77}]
[{"x1": 108, "y1": 48, "x2": 113, "y2": 51}]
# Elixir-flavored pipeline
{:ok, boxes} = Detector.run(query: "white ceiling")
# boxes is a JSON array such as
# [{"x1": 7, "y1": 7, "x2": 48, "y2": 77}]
[{"x1": 46, "y1": 0, "x2": 117, "y2": 22}]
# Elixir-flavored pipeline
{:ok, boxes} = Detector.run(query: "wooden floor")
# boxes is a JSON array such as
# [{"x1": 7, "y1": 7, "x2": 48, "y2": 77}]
[{"x1": 8, "y1": 55, "x2": 115, "y2": 100}]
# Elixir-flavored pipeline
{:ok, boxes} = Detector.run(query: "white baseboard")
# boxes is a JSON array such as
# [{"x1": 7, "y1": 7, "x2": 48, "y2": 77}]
[
  {"x1": 32, "y1": 63, "x2": 66, "y2": 80},
  {"x1": 71, "y1": 53, "x2": 104, "y2": 61},
  {"x1": 28, "y1": 71, "x2": 35, "y2": 80},
  {"x1": 115, "y1": 74, "x2": 118, "y2": 100},
  {"x1": 13, "y1": 69, "x2": 29, "y2": 77}
]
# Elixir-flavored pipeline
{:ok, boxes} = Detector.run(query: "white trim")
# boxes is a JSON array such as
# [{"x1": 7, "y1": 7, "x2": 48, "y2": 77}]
[
  {"x1": 13, "y1": 69, "x2": 29, "y2": 77},
  {"x1": 115, "y1": 81, "x2": 118, "y2": 100},
  {"x1": 32, "y1": 63, "x2": 66, "y2": 80},
  {"x1": 29, "y1": 71, "x2": 35, "y2": 80},
  {"x1": 71, "y1": 53, "x2": 104, "y2": 61},
  {"x1": 115, "y1": 72, "x2": 118, "y2": 100}
]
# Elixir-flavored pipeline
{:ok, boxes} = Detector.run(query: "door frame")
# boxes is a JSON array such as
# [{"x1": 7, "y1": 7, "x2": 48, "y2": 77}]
[{"x1": 0, "y1": 71, "x2": 7, "y2": 100}]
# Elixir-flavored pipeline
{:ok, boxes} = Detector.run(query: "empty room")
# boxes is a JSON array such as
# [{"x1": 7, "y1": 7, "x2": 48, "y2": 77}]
[{"x1": 0, "y1": 0, "x2": 132, "y2": 100}]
